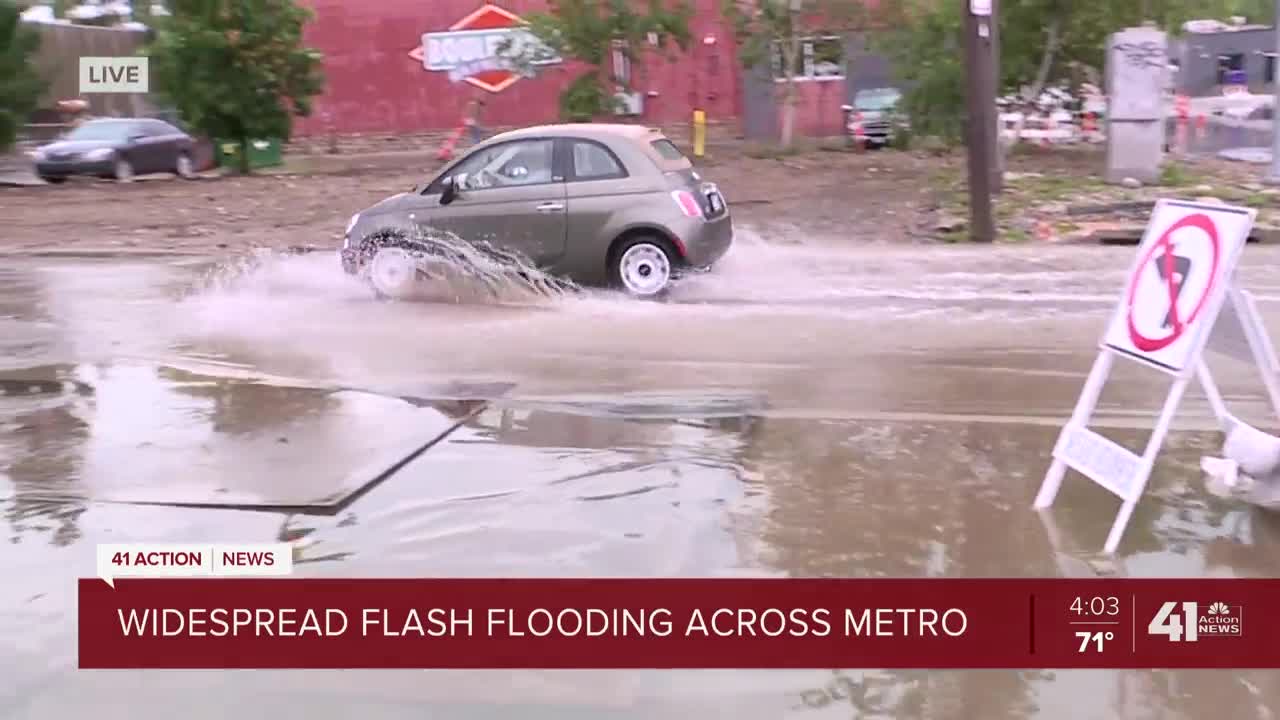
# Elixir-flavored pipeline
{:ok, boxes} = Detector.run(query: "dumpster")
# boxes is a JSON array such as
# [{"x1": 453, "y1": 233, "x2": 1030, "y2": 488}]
[{"x1": 215, "y1": 138, "x2": 283, "y2": 170}]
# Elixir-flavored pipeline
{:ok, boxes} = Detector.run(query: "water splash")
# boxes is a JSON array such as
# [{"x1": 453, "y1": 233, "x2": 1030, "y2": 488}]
[
  {"x1": 351, "y1": 226, "x2": 579, "y2": 305},
  {"x1": 188, "y1": 247, "x2": 370, "y2": 302},
  {"x1": 185, "y1": 225, "x2": 581, "y2": 310},
  {"x1": 171, "y1": 232, "x2": 588, "y2": 359}
]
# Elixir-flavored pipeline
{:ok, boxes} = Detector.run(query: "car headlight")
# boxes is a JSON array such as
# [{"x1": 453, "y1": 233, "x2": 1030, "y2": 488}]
[
  {"x1": 83, "y1": 148, "x2": 114, "y2": 161},
  {"x1": 343, "y1": 213, "x2": 359, "y2": 247}
]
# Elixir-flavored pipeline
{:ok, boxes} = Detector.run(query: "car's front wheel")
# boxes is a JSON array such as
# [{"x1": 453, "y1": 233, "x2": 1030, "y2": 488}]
[
  {"x1": 609, "y1": 236, "x2": 678, "y2": 298},
  {"x1": 367, "y1": 245, "x2": 420, "y2": 299}
]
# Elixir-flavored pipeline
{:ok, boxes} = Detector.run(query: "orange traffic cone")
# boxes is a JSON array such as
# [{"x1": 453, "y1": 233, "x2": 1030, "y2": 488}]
[{"x1": 1081, "y1": 112, "x2": 1097, "y2": 138}]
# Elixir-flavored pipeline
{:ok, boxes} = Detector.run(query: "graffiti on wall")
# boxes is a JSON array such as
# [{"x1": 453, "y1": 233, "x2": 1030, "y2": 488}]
[
  {"x1": 407, "y1": 4, "x2": 562, "y2": 93},
  {"x1": 1113, "y1": 40, "x2": 1167, "y2": 70},
  {"x1": 1108, "y1": 28, "x2": 1168, "y2": 121}
]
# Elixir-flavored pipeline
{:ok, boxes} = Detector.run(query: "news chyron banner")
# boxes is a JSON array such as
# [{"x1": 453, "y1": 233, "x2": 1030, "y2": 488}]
[{"x1": 81, "y1": 544, "x2": 1279, "y2": 669}]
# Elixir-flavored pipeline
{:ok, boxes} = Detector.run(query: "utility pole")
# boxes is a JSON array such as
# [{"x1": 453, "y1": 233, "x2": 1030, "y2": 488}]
[
  {"x1": 1269, "y1": 0, "x2": 1280, "y2": 183},
  {"x1": 963, "y1": 0, "x2": 997, "y2": 242},
  {"x1": 988, "y1": 0, "x2": 1002, "y2": 192}
]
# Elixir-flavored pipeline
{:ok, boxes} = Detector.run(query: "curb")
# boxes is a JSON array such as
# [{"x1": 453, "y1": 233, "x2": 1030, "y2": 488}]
[{"x1": 1062, "y1": 225, "x2": 1280, "y2": 245}]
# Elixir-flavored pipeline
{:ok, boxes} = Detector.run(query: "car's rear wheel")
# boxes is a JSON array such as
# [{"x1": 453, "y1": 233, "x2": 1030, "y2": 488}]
[
  {"x1": 609, "y1": 236, "x2": 677, "y2": 298},
  {"x1": 40, "y1": 176, "x2": 66, "y2": 184},
  {"x1": 114, "y1": 157, "x2": 134, "y2": 183},
  {"x1": 174, "y1": 152, "x2": 195, "y2": 179}
]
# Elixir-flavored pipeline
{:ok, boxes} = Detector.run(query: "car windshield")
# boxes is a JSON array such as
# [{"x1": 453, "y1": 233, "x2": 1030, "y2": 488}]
[
  {"x1": 62, "y1": 121, "x2": 134, "y2": 142},
  {"x1": 853, "y1": 89, "x2": 901, "y2": 111}
]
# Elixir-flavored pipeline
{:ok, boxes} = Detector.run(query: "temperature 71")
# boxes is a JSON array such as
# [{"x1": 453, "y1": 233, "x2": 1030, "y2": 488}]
[{"x1": 1076, "y1": 631, "x2": 1114, "y2": 652}]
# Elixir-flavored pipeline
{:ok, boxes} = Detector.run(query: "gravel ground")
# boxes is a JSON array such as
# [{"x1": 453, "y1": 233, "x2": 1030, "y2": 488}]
[{"x1": 1, "y1": 140, "x2": 1263, "y2": 256}]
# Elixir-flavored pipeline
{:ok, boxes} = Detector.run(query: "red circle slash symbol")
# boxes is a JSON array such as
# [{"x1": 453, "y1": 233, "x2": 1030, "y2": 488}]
[{"x1": 1126, "y1": 213, "x2": 1220, "y2": 352}]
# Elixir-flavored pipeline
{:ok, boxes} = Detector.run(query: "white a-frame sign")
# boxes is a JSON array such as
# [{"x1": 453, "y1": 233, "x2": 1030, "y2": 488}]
[{"x1": 1035, "y1": 198, "x2": 1280, "y2": 554}]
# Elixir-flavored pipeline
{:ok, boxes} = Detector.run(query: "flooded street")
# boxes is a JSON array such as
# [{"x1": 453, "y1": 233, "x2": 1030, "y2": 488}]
[{"x1": 5, "y1": 230, "x2": 1280, "y2": 718}]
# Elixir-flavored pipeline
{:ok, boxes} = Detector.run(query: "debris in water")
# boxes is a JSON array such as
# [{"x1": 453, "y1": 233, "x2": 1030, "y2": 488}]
[{"x1": 1201, "y1": 415, "x2": 1280, "y2": 510}]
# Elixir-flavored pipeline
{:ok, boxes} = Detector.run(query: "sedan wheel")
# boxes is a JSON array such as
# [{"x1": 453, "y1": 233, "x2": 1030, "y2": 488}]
[
  {"x1": 614, "y1": 240, "x2": 674, "y2": 297},
  {"x1": 114, "y1": 158, "x2": 134, "y2": 183},
  {"x1": 367, "y1": 247, "x2": 419, "y2": 299},
  {"x1": 174, "y1": 153, "x2": 195, "y2": 179}
]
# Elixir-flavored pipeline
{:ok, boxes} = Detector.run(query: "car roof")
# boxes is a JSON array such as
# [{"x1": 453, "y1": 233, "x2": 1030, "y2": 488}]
[
  {"x1": 493, "y1": 123, "x2": 662, "y2": 142},
  {"x1": 479, "y1": 123, "x2": 692, "y2": 172},
  {"x1": 83, "y1": 117, "x2": 175, "y2": 124}
]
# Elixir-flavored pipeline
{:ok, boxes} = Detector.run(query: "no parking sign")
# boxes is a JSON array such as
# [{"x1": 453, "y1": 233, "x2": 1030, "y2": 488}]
[
  {"x1": 1101, "y1": 202, "x2": 1252, "y2": 372},
  {"x1": 1036, "y1": 199, "x2": 1272, "y2": 554}
]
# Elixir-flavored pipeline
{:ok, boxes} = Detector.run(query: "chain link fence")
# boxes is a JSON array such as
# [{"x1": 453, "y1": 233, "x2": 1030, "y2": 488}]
[{"x1": 1167, "y1": 92, "x2": 1274, "y2": 166}]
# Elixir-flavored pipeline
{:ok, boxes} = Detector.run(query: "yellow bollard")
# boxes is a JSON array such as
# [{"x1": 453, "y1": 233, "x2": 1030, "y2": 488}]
[{"x1": 693, "y1": 110, "x2": 706, "y2": 158}]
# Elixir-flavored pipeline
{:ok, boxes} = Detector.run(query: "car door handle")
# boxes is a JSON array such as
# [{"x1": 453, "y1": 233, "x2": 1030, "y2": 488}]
[{"x1": 535, "y1": 202, "x2": 564, "y2": 212}]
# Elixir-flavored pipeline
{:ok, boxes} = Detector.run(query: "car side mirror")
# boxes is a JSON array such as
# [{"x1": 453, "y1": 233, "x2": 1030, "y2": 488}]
[{"x1": 440, "y1": 172, "x2": 467, "y2": 205}]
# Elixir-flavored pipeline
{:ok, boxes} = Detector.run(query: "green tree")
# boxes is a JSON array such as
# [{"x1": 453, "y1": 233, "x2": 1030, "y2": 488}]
[
  {"x1": 133, "y1": 0, "x2": 154, "y2": 27},
  {"x1": 506, "y1": 0, "x2": 693, "y2": 121},
  {"x1": 875, "y1": 0, "x2": 1279, "y2": 147},
  {"x1": 722, "y1": 0, "x2": 868, "y2": 149},
  {"x1": 145, "y1": 0, "x2": 324, "y2": 174},
  {"x1": 0, "y1": 0, "x2": 45, "y2": 153},
  {"x1": 867, "y1": 0, "x2": 965, "y2": 144}
]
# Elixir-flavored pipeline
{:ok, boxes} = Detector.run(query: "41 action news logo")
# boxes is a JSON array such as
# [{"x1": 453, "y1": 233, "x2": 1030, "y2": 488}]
[{"x1": 1148, "y1": 601, "x2": 1242, "y2": 642}]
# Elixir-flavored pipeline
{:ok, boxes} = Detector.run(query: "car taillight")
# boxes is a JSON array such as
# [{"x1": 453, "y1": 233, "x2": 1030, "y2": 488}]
[{"x1": 671, "y1": 190, "x2": 703, "y2": 218}]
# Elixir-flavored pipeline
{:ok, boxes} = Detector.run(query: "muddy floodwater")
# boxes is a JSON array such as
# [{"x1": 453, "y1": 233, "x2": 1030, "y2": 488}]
[{"x1": 4, "y1": 231, "x2": 1280, "y2": 719}]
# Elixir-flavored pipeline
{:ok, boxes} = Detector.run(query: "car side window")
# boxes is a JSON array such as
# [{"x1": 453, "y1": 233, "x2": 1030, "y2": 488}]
[
  {"x1": 447, "y1": 139, "x2": 557, "y2": 190},
  {"x1": 570, "y1": 140, "x2": 626, "y2": 181}
]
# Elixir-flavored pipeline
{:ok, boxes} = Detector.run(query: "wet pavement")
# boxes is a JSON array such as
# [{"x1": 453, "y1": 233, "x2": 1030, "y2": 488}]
[{"x1": 5, "y1": 232, "x2": 1280, "y2": 718}]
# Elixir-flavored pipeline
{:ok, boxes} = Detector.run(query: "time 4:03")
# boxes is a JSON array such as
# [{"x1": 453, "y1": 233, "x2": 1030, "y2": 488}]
[{"x1": 1070, "y1": 596, "x2": 1120, "y2": 617}]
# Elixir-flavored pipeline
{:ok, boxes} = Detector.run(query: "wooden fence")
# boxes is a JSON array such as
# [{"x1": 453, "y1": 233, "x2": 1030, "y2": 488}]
[{"x1": 27, "y1": 21, "x2": 159, "y2": 119}]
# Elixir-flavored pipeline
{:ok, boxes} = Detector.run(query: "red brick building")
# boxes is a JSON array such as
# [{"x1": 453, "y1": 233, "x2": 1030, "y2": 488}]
[
  {"x1": 293, "y1": 0, "x2": 880, "y2": 139},
  {"x1": 294, "y1": 0, "x2": 741, "y2": 136}
]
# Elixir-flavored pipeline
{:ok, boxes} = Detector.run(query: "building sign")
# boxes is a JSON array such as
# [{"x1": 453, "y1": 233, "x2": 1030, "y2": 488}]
[{"x1": 407, "y1": 4, "x2": 561, "y2": 93}]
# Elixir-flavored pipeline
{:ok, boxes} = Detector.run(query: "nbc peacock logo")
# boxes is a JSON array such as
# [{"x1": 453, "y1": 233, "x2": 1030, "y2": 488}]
[{"x1": 1200, "y1": 601, "x2": 1242, "y2": 636}]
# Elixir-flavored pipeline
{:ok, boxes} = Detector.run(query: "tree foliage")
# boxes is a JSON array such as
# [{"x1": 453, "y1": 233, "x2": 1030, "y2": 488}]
[
  {"x1": 874, "y1": 0, "x2": 1278, "y2": 144},
  {"x1": 145, "y1": 0, "x2": 324, "y2": 173},
  {"x1": 0, "y1": 0, "x2": 44, "y2": 152},
  {"x1": 510, "y1": 0, "x2": 693, "y2": 121}
]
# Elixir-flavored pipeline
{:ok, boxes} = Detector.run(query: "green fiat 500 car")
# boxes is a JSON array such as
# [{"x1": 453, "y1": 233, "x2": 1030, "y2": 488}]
[{"x1": 340, "y1": 123, "x2": 733, "y2": 298}]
